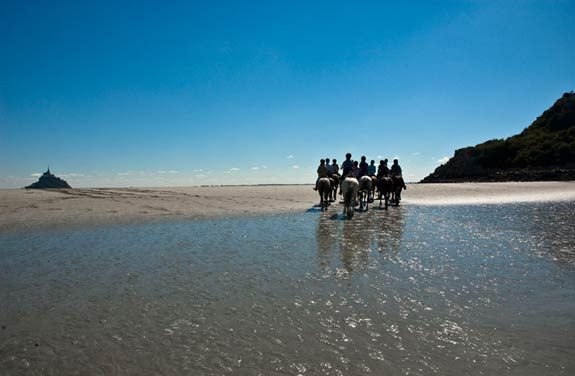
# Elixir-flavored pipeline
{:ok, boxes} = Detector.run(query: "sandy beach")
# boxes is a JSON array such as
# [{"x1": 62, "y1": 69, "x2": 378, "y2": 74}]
[{"x1": 1, "y1": 181, "x2": 575, "y2": 233}]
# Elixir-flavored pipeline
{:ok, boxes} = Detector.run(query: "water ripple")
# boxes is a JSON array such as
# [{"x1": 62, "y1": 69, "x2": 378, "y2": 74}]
[{"x1": 1, "y1": 202, "x2": 574, "y2": 374}]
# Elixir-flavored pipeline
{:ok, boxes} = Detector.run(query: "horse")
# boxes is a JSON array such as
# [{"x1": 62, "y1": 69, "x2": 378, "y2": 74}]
[
  {"x1": 358, "y1": 175, "x2": 373, "y2": 211},
  {"x1": 317, "y1": 177, "x2": 332, "y2": 211},
  {"x1": 377, "y1": 176, "x2": 393, "y2": 209},
  {"x1": 341, "y1": 176, "x2": 359, "y2": 219},
  {"x1": 391, "y1": 175, "x2": 406, "y2": 205},
  {"x1": 329, "y1": 174, "x2": 340, "y2": 202}
]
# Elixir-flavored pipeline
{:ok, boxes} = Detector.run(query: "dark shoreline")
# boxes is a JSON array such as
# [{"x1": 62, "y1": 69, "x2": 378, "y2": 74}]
[{"x1": 421, "y1": 168, "x2": 575, "y2": 183}]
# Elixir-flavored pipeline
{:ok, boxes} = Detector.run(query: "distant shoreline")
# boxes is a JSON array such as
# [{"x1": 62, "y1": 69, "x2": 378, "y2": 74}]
[{"x1": 1, "y1": 182, "x2": 575, "y2": 233}]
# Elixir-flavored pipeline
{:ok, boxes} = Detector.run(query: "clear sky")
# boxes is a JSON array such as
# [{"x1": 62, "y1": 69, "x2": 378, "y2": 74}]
[{"x1": 1, "y1": 0, "x2": 574, "y2": 188}]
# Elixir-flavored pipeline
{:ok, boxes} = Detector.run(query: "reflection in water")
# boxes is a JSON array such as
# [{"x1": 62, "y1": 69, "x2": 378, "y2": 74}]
[
  {"x1": 317, "y1": 208, "x2": 405, "y2": 275},
  {"x1": 1, "y1": 202, "x2": 575, "y2": 375}
]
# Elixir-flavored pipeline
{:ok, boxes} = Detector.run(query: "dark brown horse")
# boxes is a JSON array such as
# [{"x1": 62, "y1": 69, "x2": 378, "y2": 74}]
[
  {"x1": 391, "y1": 175, "x2": 406, "y2": 205},
  {"x1": 318, "y1": 177, "x2": 332, "y2": 211},
  {"x1": 329, "y1": 174, "x2": 340, "y2": 202},
  {"x1": 377, "y1": 176, "x2": 393, "y2": 209}
]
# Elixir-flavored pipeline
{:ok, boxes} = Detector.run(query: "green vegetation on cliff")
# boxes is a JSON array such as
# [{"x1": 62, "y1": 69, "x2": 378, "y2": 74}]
[{"x1": 422, "y1": 92, "x2": 575, "y2": 182}]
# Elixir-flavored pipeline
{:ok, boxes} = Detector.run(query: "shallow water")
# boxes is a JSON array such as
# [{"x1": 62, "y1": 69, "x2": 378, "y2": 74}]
[{"x1": 1, "y1": 202, "x2": 574, "y2": 375}]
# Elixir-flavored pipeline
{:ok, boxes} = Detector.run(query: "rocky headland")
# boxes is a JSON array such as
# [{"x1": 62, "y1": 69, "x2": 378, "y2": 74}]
[{"x1": 422, "y1": 92, "x2": 575, "y2": 183}]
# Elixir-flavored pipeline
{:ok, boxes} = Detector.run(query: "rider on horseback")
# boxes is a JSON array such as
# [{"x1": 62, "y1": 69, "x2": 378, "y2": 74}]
[
  {"x1": 390, "y1": 159, "x2": 407, "y2": 189},
  {"x1": 368, "y1": 160, "x2": 377, "y2": 176},
  {"x1": 332, "y1": 159, "x2": 340, "y2": 176},
  {"x1": 359, "y1": 156, "x2": 369, "y2": 177},
  {"x1": 390, "y1": 159, "x2": 402, "y2": 176},
  {"x1": 353, "y1": 161, "x2": 361, "y2": 178},
  {"x1": 313, "y1": 159, "x2": 329, "y2": 191},
  {"x1": 377, "y1": 159, "x2": 390, "y2": 179},
  {"x1": 341, "y1": 153, "x2": 353, "y2": 178},
  {"x1": 325, "y1": 158, "x2": 332, "y2": 177}
]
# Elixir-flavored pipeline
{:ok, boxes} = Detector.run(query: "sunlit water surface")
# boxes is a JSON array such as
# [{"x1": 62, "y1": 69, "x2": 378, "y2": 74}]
[{"x1": 1, "y1": 202, "x2": 575, "y2": 375}]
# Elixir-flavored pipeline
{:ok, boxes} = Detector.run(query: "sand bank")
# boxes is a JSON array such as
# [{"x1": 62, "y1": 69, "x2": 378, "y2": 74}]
[{"x1": 1, "y1": 182, "x2": 574, "y2": 232}]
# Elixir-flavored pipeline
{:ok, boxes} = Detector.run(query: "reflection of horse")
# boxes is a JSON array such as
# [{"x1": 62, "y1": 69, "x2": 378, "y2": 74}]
[
  {"x1": 340, "y1": 217, "x2": 371, "y2": 273},
  {"x1": 316, "y1": 212, "x2": 339, "y2": 274},
  {"x1": 374, "y1": 205, "x2": 405, "y2": 258},
  {"x1": 391, "y1": 175, "x2": 406, "y2": 205},
  {"x1": 377, "y1": 176, "x2": 393, "y2": 209},
  {"x1": 358, "y1": 176, "x2": 373, "y2": 211},
  {"x1": 314, "y1": 203, "x2": 406, "y2": 276},
  {"x1": 318, "y1": 177, "x2": 332, "y2": 211},
  {"x1": 329, "y1": 174, "x2": 340, "y2": 202},
  {"x1": 341, "y1": 177, "x2": 359, "y2": 219}
]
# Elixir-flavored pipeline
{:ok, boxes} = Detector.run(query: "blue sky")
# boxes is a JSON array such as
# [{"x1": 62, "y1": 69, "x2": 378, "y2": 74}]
[{"x1": 1, "y1": 0, "x2": 574, "y2": 188}]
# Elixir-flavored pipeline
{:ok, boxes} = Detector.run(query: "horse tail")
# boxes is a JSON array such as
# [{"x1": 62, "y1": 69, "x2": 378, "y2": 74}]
[{"x1": 345, "y1": 187, "x2": 353, "y2": 206}]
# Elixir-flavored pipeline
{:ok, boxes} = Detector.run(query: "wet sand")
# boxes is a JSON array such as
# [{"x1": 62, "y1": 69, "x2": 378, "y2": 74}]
[{"x1": 1, "y1": 182, "x2": 574, "y2": 233}]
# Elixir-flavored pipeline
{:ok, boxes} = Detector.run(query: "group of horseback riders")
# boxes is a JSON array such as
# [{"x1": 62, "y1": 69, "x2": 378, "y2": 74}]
[
  {"x1": 314, "y1": 153, "x2": 407, "y2": 215},
  {"x1": 315, "y1": 153, "x2": 406, "y2": 190}
]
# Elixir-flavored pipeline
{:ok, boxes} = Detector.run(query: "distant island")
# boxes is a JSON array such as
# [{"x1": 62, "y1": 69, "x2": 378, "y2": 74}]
[
  {"x1": 422, "y1": 92, "x2": 575, "y2": 183},
  {"x1": 25, "y1": 168, "x2": 72, "y2": 189}
]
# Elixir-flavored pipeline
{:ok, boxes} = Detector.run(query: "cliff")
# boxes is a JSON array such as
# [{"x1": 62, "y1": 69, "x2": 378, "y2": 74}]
[{"x1": 422, "y1": 92, "x2": 575, "y2": 183}]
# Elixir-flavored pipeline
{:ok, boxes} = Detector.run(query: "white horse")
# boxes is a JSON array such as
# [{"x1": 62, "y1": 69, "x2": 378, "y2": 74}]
[{"x1": 341, "y1": 177, "x2": 359, "y2": 219}]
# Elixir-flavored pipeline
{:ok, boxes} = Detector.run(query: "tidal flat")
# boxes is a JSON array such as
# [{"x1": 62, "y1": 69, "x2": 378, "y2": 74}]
[
  {"x1": 1, "y1": 201, "x2": 574, "y2": 375},
  {"x1": 1, "y1": 181, "x2": 575, "y2": 233}
]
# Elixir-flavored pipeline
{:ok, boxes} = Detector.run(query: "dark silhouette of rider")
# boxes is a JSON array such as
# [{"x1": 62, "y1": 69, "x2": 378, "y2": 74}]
[
  {"x1": 332, "y1": 159, "x2": 340, "y2": 176},
  {"x1": 368, "y1": 160, "x2": 376, "y2": 176},
  {"x1": 390, "y1": 159, "x2": 407, "y2": 189},
  {"x1": 390, "y1": 159, "x2": 402, "y2": 176},
  {"x1": 313, "y1": 159, "x2": 329, "y2": 190},
  {"x1": 377, "y1": 159, "x2": 390, "y2": 178},
  {"x1": 341, "y1": 153, "x2": 353, "y2": 177},
  {"x1": 359, "y1": 156, "x2": 368, "y2": 177},
  {"x1": 325, "y1": 157, "x2": 332, "y2": 177}
]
